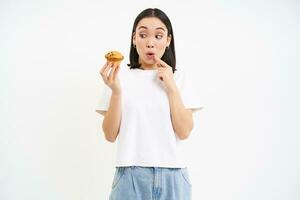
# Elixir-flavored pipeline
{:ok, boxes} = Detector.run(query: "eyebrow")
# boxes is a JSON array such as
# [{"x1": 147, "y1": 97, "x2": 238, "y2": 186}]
[{"x1": 138, "y1": 26, "x2": 166, "y2": 32}]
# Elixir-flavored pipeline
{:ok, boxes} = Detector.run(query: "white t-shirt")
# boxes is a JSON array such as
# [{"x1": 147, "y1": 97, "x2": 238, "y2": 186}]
[{"x1": 95, "y1": 66, "x2": 204, "y2": 168}]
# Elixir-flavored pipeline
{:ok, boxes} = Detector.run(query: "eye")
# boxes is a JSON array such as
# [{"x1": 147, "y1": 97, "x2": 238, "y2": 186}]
[
  {"x1": 139, "y1": 33, "x2": 147, "y2": 38},
  {"x1": 156, "y1": 35, "x2": 163, "y2": 39}
]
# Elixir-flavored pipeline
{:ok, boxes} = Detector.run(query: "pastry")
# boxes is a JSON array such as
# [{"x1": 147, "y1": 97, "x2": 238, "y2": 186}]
[{"x1": 105, "y1": 50, "x2": 124, "y2": 63}]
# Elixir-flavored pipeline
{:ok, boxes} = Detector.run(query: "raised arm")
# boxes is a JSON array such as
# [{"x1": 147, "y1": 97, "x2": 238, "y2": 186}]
[{"x1": 99, "y1": 61, "x2": 122, "y2": 143}]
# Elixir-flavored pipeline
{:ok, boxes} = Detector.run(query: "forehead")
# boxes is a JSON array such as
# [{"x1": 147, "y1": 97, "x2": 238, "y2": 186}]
[{"x1": 136, "y1": 17, "x2": 167, "y2": 31}]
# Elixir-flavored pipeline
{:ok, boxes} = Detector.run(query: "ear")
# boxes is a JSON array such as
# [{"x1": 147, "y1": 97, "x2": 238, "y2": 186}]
[
  {"x1": 132, "y1": 32, "x2": 136, "y2": 46},
  {"x1": 167, "y1": 34, "x2": 172, "y2": 47}
]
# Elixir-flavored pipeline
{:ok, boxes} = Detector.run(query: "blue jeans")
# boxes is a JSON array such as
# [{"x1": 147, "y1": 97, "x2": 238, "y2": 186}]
[{"x1": 109, "y1": 166, "x2": 192, "y2": 200}]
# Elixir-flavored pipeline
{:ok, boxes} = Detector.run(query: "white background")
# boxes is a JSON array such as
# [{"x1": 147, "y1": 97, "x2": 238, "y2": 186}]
[{"x1": 1, "y1": 0, "x2": 299, "y2": 199}]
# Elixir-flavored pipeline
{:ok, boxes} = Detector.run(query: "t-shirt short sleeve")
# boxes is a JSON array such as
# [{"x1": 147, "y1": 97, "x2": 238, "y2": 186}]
[
  {"x1": 175, "y1": 69, "x2": 204, "y2": 113},
  {"x1": 95, "y1": 83, "x2": 111, "y2": 115}
]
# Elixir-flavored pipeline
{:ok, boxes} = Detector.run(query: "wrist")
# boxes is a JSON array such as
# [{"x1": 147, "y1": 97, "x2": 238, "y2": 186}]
[
  {"x1": 167, "y1": 86, "x2": 179, "y2": 96},
  {"x1": 112, "y1": 89, "x2": 122, "y2": 96}
]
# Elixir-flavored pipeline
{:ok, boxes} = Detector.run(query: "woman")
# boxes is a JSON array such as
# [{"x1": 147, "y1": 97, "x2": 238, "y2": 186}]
[{"x1": 96, "y1": 8, "x2": 203, "y2": 200}]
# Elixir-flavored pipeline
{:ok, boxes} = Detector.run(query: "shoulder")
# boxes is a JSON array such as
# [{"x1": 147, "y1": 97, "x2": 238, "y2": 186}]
[
  {"x1": 118, "y1": 65, "x2": 132, "y2": 79},
  {"x1": 174, "y1": 68, "x2": 188, "y2": 82},
  {"x1": 119, "y1": 64, "x2": 130, "y2": 74}
]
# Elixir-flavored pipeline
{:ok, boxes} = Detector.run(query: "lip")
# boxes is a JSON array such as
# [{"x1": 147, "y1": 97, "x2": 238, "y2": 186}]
[
  {"x1": 145, "y1": 52, "x2": 155, "y2": 59},
  {"x1": 146, "y1": 51, "x2": 155, "y2": 56}
]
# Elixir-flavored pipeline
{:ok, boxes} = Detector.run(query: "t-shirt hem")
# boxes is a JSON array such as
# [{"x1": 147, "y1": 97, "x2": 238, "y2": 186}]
[{"x1": 115, "y1": 162, "x2": 187, "y2": 168}]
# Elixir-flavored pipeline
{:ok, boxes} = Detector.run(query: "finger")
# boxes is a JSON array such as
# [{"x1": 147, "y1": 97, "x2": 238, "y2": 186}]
[
  {"x1": 112, "y1": 64, "x2": 120, "y2": 80},
  {"x1": 109, "y1": 62, "x2": 119, "y2": 81},
  {"x1": 102, "y1": 62, "x2": 113, "y2": 77},
  {"x1": 101, "y1": 63, "x2": 113, "y2": 83},
  {"x1": 108, "y1": 65, "x2": 117, "y2": 82},
  {"x1": 157, "y1": 67, "x2": 164, "y2": 72},
  {"x1": 154, "y1": 55, "x2": 168, "y2": 68},
  {"x1": 100, "y1": 62, "x2": 109, "y2": 74},
  {"x1": 100, "y1": 63, "x2": 110, "y2": 81},
  {"x1": 100, "y1": 62, "x2": 113, "y2": 78},
  {"x1": 156, "y1": 63, "x2": 164, "y2": 68},
  {"x1": 108, "y1": 62, "x2": 120, "y2": 81},
  {"x1": 157, "y1": 63, "x2": 166, "y2": 69},
  {"x1": 155, "y1": 56, "x2": 173, "y2": 71}
]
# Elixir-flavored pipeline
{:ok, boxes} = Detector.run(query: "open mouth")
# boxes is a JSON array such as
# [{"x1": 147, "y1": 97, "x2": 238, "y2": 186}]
[{"x1": 146, "y1": 52, "x2": 155, "y2": 60}]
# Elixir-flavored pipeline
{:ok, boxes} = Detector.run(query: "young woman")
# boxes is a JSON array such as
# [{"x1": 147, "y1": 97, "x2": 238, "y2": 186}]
[{"x1": 96, "y1": 8, "x2": 203, "y2": 200}]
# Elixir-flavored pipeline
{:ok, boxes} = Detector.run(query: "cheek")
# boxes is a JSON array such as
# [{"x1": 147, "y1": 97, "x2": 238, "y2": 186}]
[
  {"x1": 136, "y1": 38, "x2": 145, "y2": 46},
  {"x1": 157, "y1": 44, "x2": 166, "y2": 51},
  {"x1": 135, "y1": 41, "x2": 144, "y2": 54},
  {"x1": 157, "y1": 43, "x2": 167, "y2": 55},
  {"x1": 157, "y1": 39, "x2": 168, "y2": 49}
]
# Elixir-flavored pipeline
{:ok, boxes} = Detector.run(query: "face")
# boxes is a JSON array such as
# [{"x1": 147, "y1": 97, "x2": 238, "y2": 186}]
[{"x1": 133, "y1": 17, "x2": 171, "y2": 68}]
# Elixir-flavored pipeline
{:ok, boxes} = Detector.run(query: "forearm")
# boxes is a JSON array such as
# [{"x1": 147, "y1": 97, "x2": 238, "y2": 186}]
[
  {"x1": 167, "y1": 87, "x2": 193, "y2": 140},
  {"x1": 102, "y1": 92, "x2": 122, "y2": 142}
]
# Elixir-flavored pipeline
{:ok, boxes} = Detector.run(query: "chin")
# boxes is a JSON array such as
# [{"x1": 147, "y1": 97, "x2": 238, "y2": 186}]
[
  {"x1": 147, "y1": 61, "x2": 156, "y2": 64},
  {"x1": 143, "y1": 59, "x2": 155, "y2": 65}
]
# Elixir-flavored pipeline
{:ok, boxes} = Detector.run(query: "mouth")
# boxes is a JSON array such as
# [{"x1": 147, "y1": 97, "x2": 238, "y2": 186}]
[{"x1": 146, "y1": 52, "x2": 155, "y2": 59}]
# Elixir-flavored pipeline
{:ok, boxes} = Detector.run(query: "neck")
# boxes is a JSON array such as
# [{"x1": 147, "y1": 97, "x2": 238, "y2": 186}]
[
  {"x1": 140, "y1": 65, "x2": 157, "y2": 70},
  {"x1": 139, "y1": 58, "x2": 158, "y2": 70}
]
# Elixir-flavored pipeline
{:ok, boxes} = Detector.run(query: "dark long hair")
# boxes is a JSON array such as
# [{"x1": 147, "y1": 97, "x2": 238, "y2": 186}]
[{"x1": 127, "y1": 8, "x2": 177, "y2": 73}]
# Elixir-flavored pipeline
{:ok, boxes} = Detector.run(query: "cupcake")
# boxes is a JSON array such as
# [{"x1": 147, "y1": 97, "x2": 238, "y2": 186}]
[{"x1": 105, "y1": 50, "x2": 124, "y2": 64}]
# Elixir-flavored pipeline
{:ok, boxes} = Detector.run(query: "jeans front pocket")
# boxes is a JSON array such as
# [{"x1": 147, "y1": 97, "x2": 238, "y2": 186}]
[
  {"x1": 112, "y1": 167, "x2": 125, "y2": 189},
  {"x1": 180, "y1": 168, "x2": 192, "y2": 187}
]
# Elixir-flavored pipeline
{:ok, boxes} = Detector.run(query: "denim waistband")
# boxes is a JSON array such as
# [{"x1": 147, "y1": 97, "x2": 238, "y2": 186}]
[{"x1": 116, "y1": 166, "x2": 186, "y2": 171}]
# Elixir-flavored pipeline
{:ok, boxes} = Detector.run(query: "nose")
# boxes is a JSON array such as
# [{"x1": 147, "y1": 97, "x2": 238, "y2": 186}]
[
  {"x1": 146, "y1": 39, "x2": 155, "y2": 48},
  {"x1": 146, "y1": 44, "x2": 154, "y2": 48}
]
